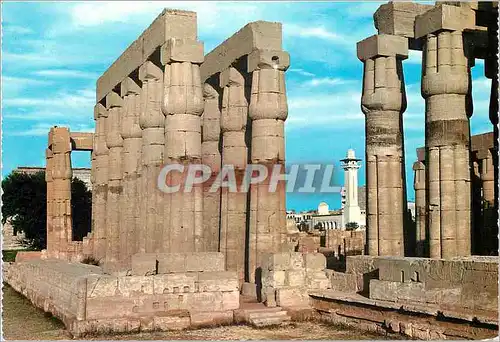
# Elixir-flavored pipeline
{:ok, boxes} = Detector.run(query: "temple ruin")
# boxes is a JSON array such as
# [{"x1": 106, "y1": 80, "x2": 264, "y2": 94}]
[{"x1": 4, "y1": 2, "x2": 499, "y2": 339}]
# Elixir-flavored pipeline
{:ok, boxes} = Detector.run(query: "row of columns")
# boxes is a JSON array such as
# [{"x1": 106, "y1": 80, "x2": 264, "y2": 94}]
[
  {"x1": 88, "y1": 39, "x2": 290, "y2": 277},
  {"x1": 357, "y1": 5, "x2": 498, "y2": 258}
]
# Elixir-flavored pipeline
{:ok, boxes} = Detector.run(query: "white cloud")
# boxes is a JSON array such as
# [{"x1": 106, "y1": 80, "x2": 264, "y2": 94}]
[
  {"x1": 284, "y1": 23, "x2": 344, "y2": 42},
  {"x1": 3, "y1": 25, "x2": 34, "y2": 35},
  {"x1": 289, "y1": 68, "x2": 316, "y2": 77},
  {"x1": 303, "y1": 77, "x2": 356, "y2": 87}
]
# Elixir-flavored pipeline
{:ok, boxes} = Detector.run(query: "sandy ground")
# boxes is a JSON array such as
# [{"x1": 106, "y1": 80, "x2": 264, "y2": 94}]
[{"x1": 2, "y1": 284, "x2": 396, "y2": 340}]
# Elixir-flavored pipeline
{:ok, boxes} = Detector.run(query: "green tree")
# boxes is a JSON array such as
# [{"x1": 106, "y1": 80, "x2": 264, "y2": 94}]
[{"x1": 1, "y1": 171, "x2": 92, "y2": 250}]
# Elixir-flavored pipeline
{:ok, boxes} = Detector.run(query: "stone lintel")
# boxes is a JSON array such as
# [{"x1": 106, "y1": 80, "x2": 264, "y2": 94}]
[
  {"x1": 120, "y1": 77, "x2": 141, "y2": 97},
  {"x1": 201, "y1": 21, "x2": 283, "y2": 82},
  {"x1": 471, "y1": 131, "x2": 494, "y2": 152},
  {"x1": 413, "y1": 161, "x2": 425, "y2": 171},
  {"x1": 357, "y1": 34, "x2": 408, "y2": 61},
  {"x1": 105, "y1": 91, "x2": 123, "y2": 109},
  {"x1": 94, "y1": 103, "x2": 108, "y2": 120},
  {"x1": 139, "y1": 61, "x2": 163, "y2": 81},
  {"x1": 160, "y1": 38, "x2": 204, "y2": 65},
  {"x1": 96, "y1": 9, "x2": 197, "y2": 102},
  {"x1": 374, "y1": 2, "x2": 434, "y2": 38},
  {"x1": 414, "y1": 4, "x2": 475, "y2": 38},
  {"x1": 247, "y1": 49, "x2": 290, "y2": 72},
  {"x1": 70, "y1": 133, "x2": 94, "y2": 151}
]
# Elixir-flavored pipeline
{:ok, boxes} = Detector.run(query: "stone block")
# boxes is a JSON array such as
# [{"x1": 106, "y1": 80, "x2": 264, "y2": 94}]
[
  {"x1": 357, "y1": 34, "x2": 408, "y2": 61},
  {"x1": 198, "y1": 271, "x2": 239, "y2": 292},
  {"x1": 117, "y1": 276, "x2": 154, "y2": 297},
  {"x1": 374, "y1": 2, "x2": 433, "y2": 38},
  {"x1": 241, "y1": 282, "x2": 257, "y2": 297},
  {"x1": 185, "y1": 252, "x2": 225, "y2": 272},
  {"x1": 262, "y1": 269, "x2": 286, "y2": 287},
  {"x1": 414, "y1": 4, "x2": 475, "y2": 38},
  {"x1": 161, "y1": 38, "x2": 204, "y2": 64},
  {"x1": 221, "y1": 290, "x2": 240, "y2": 310},
  {"x1": 153, "y1": 316, "x2": 191, "y2": 331},
  {"x1": 247, "y1": 49, "x2": 290, "y2": 72},
  {"x1": 285, "y1": 269, "x2": 306, "y2": 287},
  {"x1": 131, "y1": 253, "x2": 158, "y2": 276},
  {"x1": 153, "y1": 273, "x2": 198, "y2": 294},
  {"x1": 157, "y1": 253, "x2": 186, "y2": 274},
  {"x1": 369, "y1": 279, "x2": 427, "y2": 303},
  {"x1": 86, "y1": 275, "x2": 119, "y2": 298},
  {"x1": 190, "y1": 311, "x2": 234, "y2": 328},
  {"x1": 327, "y1": 270, "x2": 358, "y2": 293},
  {"x1": 276, "y1": 287, "x2": 309, "y2": 307},
  {"x1": 303, "y1": 253, "x2": 326, "y2": 270}
]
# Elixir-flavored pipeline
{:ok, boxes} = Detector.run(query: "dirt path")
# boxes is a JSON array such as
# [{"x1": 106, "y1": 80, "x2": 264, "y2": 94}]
[{"x1": 2, "y1": 284, "x2": 394, "y2": 340}]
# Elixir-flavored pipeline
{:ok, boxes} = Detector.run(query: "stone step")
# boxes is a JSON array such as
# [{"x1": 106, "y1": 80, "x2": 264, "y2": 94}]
[
  {"x1": 248, "y1": 310, "x2": 288, "y2": 320},
  {"x1": 249, "y1": 314, "x2": 291, "y2": 328}
]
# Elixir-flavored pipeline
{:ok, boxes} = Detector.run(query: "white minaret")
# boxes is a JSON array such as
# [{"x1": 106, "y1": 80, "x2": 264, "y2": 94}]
[{"x1": 340, "y1": 149, "x2": 361, "y2": 228}]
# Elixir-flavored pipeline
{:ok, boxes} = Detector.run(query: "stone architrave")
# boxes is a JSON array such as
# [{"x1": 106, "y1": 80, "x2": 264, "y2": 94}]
[
  {"x1": 247, "y1": 49, "x2": 289, "y2": 284},
  {"x1": 357, "y1": 34, "x2": 408, "y2": 256}
]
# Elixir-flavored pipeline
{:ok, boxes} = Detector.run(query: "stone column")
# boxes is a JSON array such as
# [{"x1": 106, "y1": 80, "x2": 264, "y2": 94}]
[
  {"x1": 479, "y1": 149, "x2": 495, "y2": 208},
  {"x1": 201, "y1": 82, "x2": 221, "y2": 252},
  {"x1": 219, "y1": 66, "x2": 248, "y2": 284},
  {"x1": 50, "y1": 127, "x2": 73, "y2": 259},
  {"x1": 413, "y1": 161, "x2": 427, "y2": 256},
  {"x1": 119, "y1": 77, "x2": 142, "y2": 264},
  {"x1": 138, "y1": 61, "x2": 164, "y2": 254},
  {"x1": 247, "y1": 50, "x2": 289, "y2": 284},
  {"x1": 92, "y1": 103, "x2": 109, "y2": 261},
  {"x1": 357, "y1": 34, "x2": 408, "y2": 256},
  {"x1": 478, "y1": 148, "x2": 496, "y2": 255},
  {"x1": 45, "y1": 147, "x2": 55, "y2": 255},
  {"x1": 417, "y1": 16, "x2": 473, "y2": 258},
  {"x1": 105, "y1": 92, "x2": 124, "y2": 268},
  {"x1": 161, "y1": 39, "x2": 204, "y2": 253}
]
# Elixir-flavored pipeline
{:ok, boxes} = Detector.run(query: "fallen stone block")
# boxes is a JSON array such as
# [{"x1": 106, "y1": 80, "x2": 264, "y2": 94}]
[
  {"x1": 190, "y1": 311, "x2": 234, "y2": 328},
  {"x1": 153, "y1": 315, "x2": 191, "y2": 331},
  {"x1": 276, "y1": 287, "x2": 309, "y2": 307}
]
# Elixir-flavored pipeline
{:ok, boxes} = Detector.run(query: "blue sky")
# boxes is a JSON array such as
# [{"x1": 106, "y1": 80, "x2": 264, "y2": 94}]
[{"x1": 2, "y1": 1, "x2": 493, "y2": 212}]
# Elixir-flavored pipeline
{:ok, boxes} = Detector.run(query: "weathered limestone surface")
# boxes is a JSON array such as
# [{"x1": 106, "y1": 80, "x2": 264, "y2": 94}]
[
  {"x1": 358, "y1": 34, "x2": 408, "y2": 256},
  {"x1": 97, "y1": 9, "x2": 197, "y2": 102},
  {"x1": 260, "y1": 253, "x2": 330, "y2": 308},
  {"x1": 201, "y1": 82, "x2": 221, "y2": 252},
  {"x1": 219, "y1": 67, "x2": 249, "y2": 285},
  {"x1": 418, "y1": 8, "x2": 473, "y2": 258},
  {"x1": 138, "y1": 62, "x2": 164, "y2": 255},
  {"x1": 248, "y1": 50, "x2": 289, "y2": 285},
  {"x1": 374, "y1": 2, "x2": 434, "y2": 38},
  {"x1": 162, "y1": 38, "x2": 204, "y2": 253},
  {"x1": 4, "y1": 258, "x2": 239, "y2": 337},
  {"x1": 120, "y1": 77, "x2": 142, "y2": 263},
  {"x1": 412, "y1": 161, "x2": 427, "y2": 257}
]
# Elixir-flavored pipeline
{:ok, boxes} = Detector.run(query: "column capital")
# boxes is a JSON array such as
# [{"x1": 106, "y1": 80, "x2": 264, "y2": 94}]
[
  {"x1": 412, "y1": 161, "x2": 425, "y2": 171},
  {"x1": 219, "y1": 67, "x2": 245, "y2": 88},
  {"x1": 160, "y1": 38, "x2": 204, "y2": 65},
  {"x1": 357, "y1": 34, "x2": 408, "y2": 61},
  {"x1": 105, "y1": 91, "x2": 123, "y2": 109},
  {"x1": 50, "y1": 127, "x2": 71, "y2": 154},
  {"x1": 247, "y1": 49, "x2": 290, "y2": 72},
  {"x1": 94, "y1": 103, "x2": 108, "y2": 120},
  {"x1": 120, "y1": 77, "x2": 141, "y2": 97},
  {"x1": 414, "y1": 4, "x2": 475, "y2": 38}
]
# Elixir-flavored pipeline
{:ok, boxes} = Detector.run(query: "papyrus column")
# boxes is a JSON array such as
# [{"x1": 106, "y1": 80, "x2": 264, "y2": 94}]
[
  {"x1": 92, "y1": 104, "x2": 109, "y2": 261},
  {"x1": 417, "y1": 16, "x2": 473, "y2": 258},
  {"x1": 219, "y1": 67, "x2": 248, "y2": 284},
  {"x1": 357, "y1": 34, "x2": 408, "y2": 256},
  {"x1": 248, "y1": 50, "x2": 289, "y2": 284},
  {"x1": 105, "y1": 92, "x2": 124, "y2": 268},
  {"x1": 45, "y1": 147, "x2": 55, "y2": 255},
  {"x1": 138, "y1": 61, "x2": 164, "y2": 254},
  {"x1": 162, "y1": 39, "x2": 204, "y2": 253},
  {"x1": 413, "y1": 161, "x2": 427, "y2": 256},
  {"x1": 120, "y1": 77, "x2": 142, "y2": 264},
  {"x1": 201, "y1": 82, "x2": 221, "y2": 252},
  {"x1": 50, "y1": 127, "x2": 73, "y2": 259}
]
